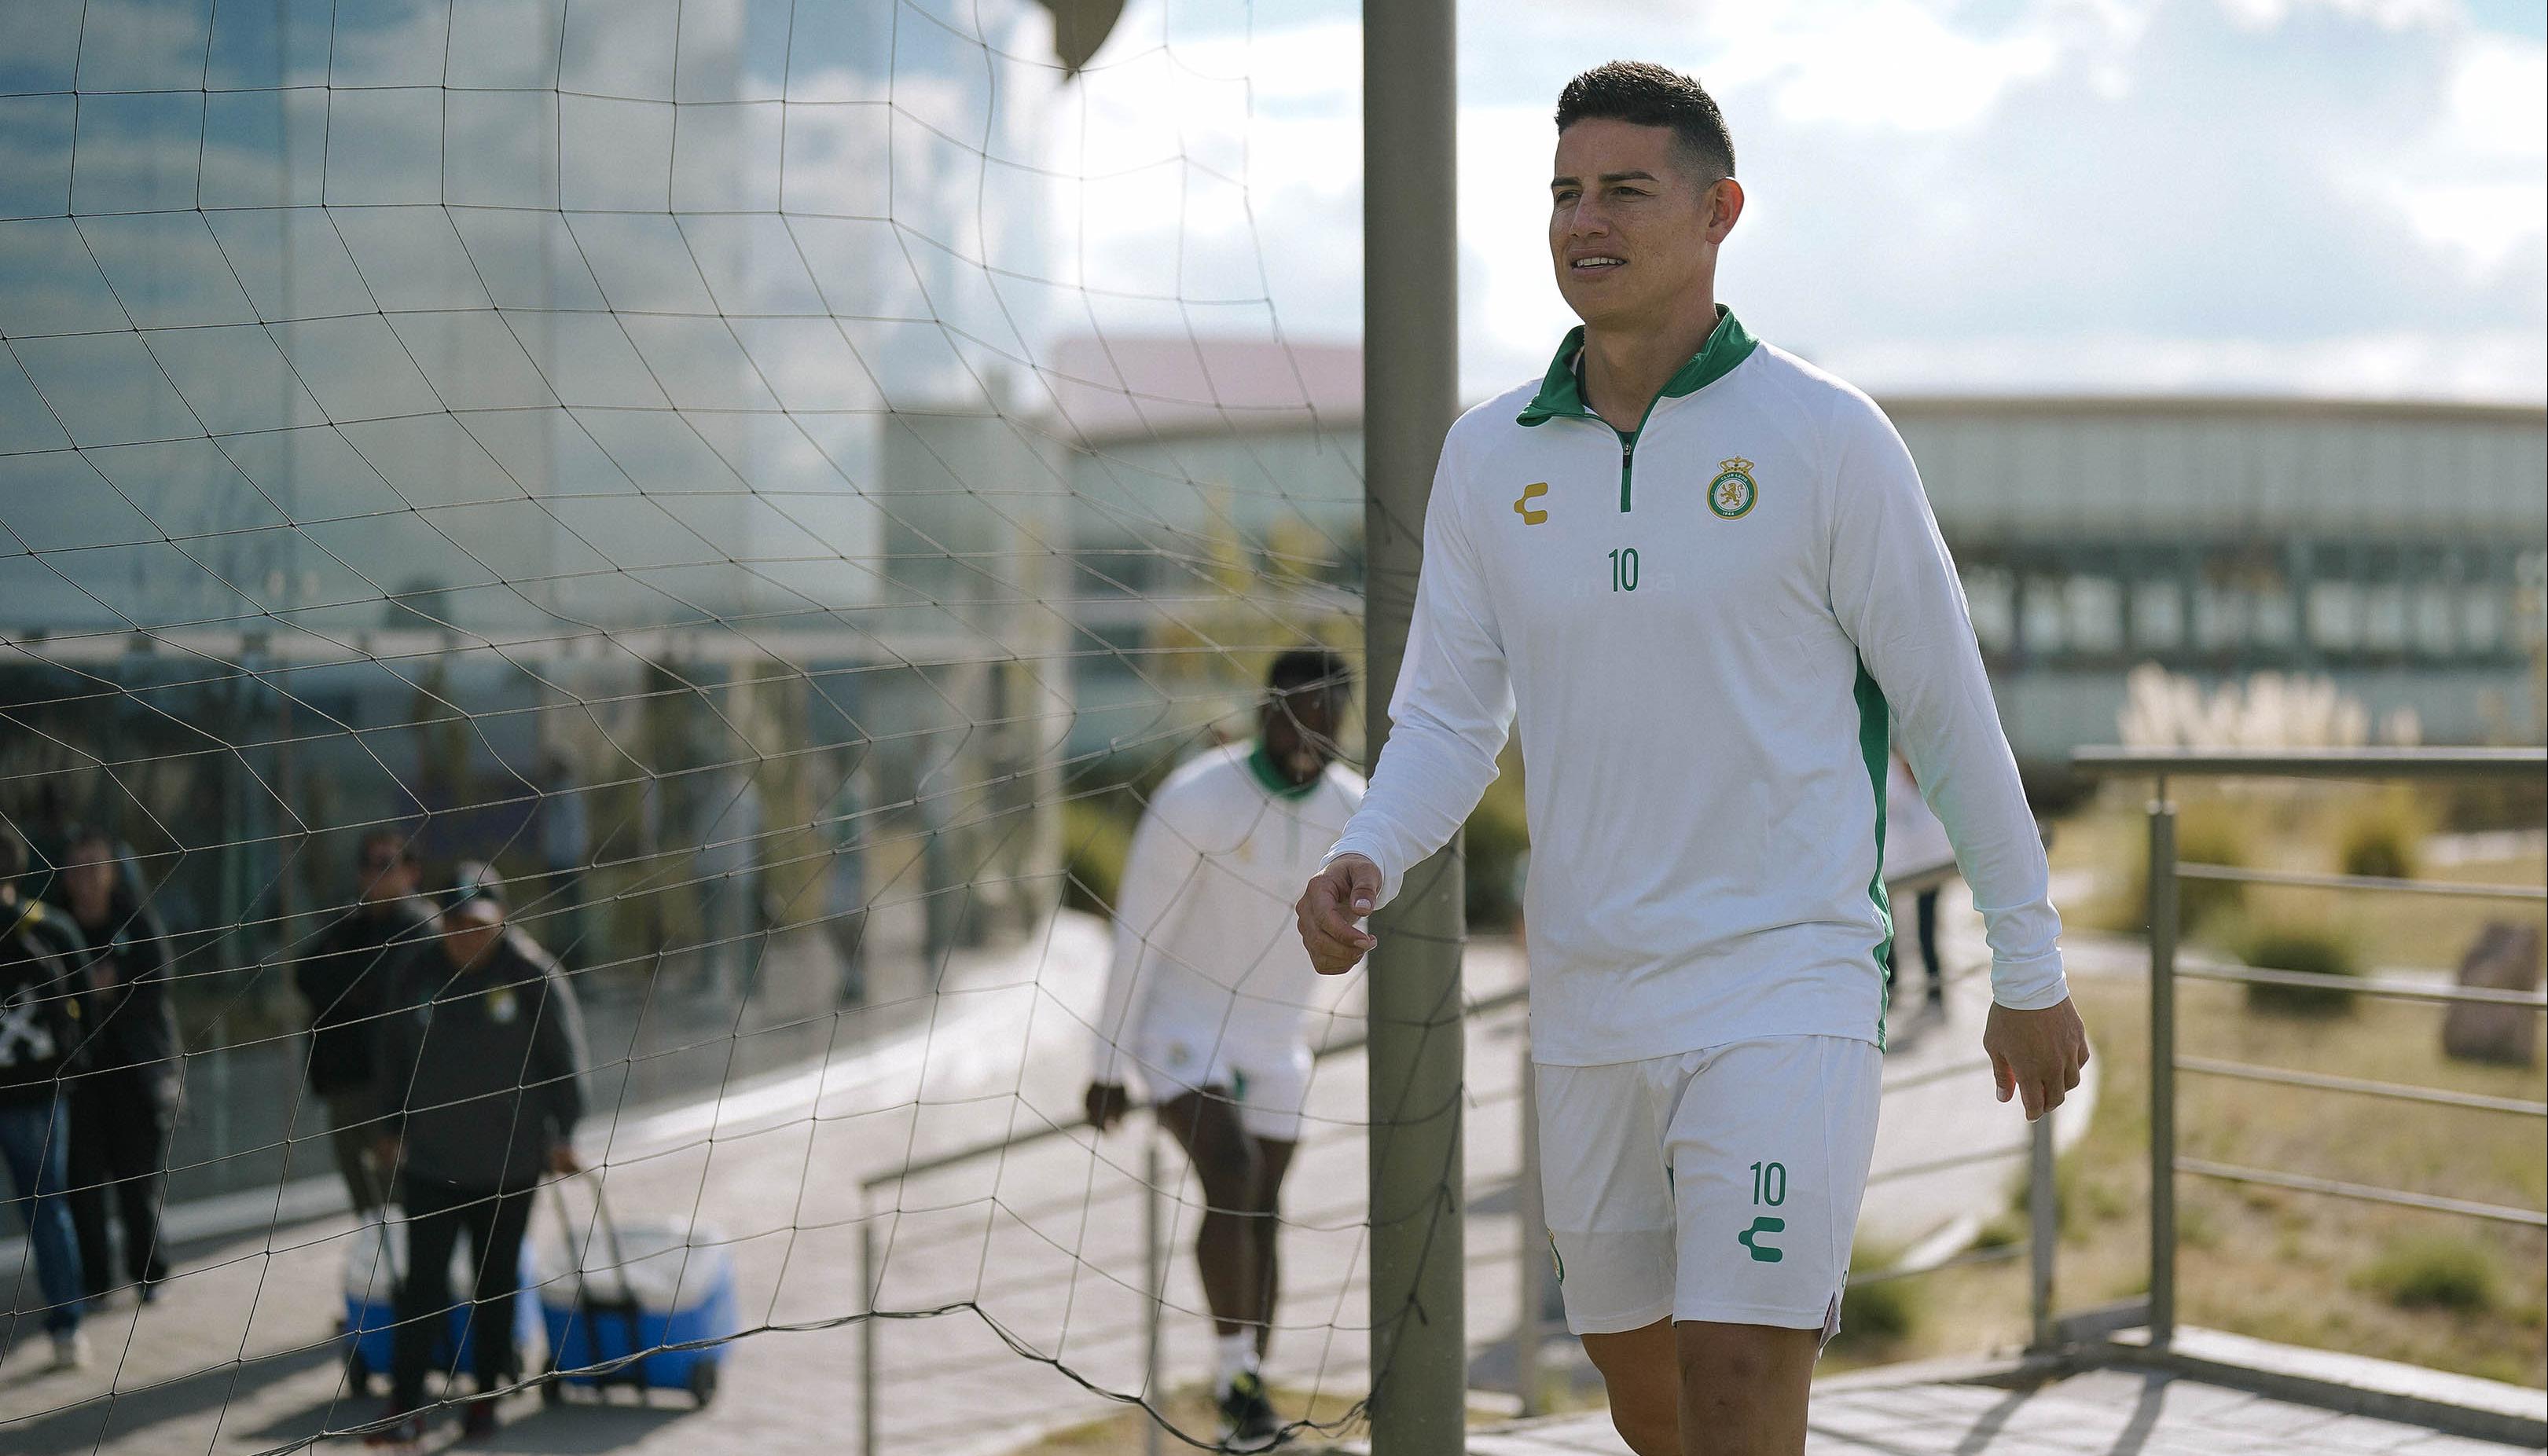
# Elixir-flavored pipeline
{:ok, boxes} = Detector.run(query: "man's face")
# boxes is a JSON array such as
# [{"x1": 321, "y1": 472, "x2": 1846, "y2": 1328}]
[
  {"x1": 440, "y1": 900, "x2": 505, "y2": 970},
  {"x1": 63, "y1": 850, "x2": 116, "y2": 922},
  {"x1": 357, "y1": 842, "x2": 416, "y2": 906},
  {"x1": 1261, "y1": 683, "x2": 1346, "y2": 787},
  {"x1": 1549, "y1": 119, "x2": 1727, "y2": 330}
]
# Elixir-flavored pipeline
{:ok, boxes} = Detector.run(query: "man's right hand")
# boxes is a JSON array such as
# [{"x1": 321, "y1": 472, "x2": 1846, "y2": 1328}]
[
  {"x1": 1083, "y1": 1081, "x2": 1131, "y2": 1133},
  {"x1": 1296, "y1": 854, "x2": 1382, "y2": 975}
]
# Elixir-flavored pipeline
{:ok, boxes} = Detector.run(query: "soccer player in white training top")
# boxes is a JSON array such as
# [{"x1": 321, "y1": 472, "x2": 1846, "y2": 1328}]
[
  {"x1": 1086, "y1": 649, "x2": 1364, "y2": 1450},
  {"x1": 1295, "y1": 63, "x2": 2090, "y2": 1456}
]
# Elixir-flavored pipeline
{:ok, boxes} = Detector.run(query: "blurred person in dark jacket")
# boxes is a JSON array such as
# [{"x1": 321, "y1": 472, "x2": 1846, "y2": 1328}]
[
  {"x1": 1, "y1": 825, "x2": 90, "y2": 1370},
  {"x1": 367, "y1": 872, "x2": 586, "y2": 1445},
  {"x1": 296, "y1": 831, "x2": 433, "y2": 1216},
  {"x1": 60, "y1": 829, "x2": 180, "y2": 1304}
]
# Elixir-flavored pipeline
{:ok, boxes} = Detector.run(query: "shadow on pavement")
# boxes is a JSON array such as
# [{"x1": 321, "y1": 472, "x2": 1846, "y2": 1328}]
[
  {"x1": 470, "y1": 1398, "x2": 697, "y2": 1453},
  {"x1": 0, "y1": 1340, "x2": 339, "y2": 1455}
]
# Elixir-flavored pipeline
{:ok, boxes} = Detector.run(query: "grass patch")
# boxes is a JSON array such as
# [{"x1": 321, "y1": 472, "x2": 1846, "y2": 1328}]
[
  {"x1": 2233, "y1": 919, "x2": 2366, "y2": 1018},
  {"x1": 2358, "y1": 1236, "x2": 2501, "y2": 1313}
]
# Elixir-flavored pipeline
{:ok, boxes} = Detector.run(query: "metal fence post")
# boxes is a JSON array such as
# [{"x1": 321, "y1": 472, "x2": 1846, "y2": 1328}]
[
  {"x1": 1144, "y1": 1131, "x2": 1164, "y2": 1456},
  {"x1": 2028, "y1": 1098, "x2": 2058, "y2": 1351},
  {"x1": 1363, "y1": 0, "x2": 1465, "y2": 1447},
  {"x1": 2146, "y1": 780, "x2": 2179, "y2": 1349},
  {"x1": 1516, "y1": 1044, "x2": 1545, "y2": 1414},
  {"x1": 859, "y1": 1192, "x2": 878, "y2": 1456}
]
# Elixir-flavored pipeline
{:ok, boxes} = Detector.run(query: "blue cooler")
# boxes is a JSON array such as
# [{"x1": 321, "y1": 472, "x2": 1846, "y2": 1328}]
[
  {"x1": 538, "y1": 1175, "x2": 736, "y2": 1406},
  {"x1": 341, "y1": 1212, "x2": 542, "y2": 1396}
]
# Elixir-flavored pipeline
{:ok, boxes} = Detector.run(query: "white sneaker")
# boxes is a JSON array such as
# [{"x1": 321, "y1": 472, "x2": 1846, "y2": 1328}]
[{"x1": 49, "y1": 1329, "x2": 92, "y2": 1371}]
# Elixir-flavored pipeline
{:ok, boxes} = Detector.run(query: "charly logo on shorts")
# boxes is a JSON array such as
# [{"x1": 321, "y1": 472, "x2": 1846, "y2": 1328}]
[
  {"x1": 1548, "y1": 1233, "x2": 1565, "y2": 1285},
  {"x1": 1738, "y1": 1215, "x2": 1785, "y2": 1263}
]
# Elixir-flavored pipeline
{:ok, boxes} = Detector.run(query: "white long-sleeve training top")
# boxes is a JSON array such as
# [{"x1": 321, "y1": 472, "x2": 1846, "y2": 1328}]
[
  {"x1": 1328, "y1": 309, "x2": 2066, "y2": 1064},
  {"x1": 1089, "y1": 741, "x2": 1366, "y2": 1084}
]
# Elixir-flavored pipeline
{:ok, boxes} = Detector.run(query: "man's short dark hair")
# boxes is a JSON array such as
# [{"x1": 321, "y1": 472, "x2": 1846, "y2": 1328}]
[
  {"x1": 1267, "y1": 647, "x2": 1353, "y2": 702},
  {"x1": 1555, "y1": 61, "x2": 1735, "y2": 182}
]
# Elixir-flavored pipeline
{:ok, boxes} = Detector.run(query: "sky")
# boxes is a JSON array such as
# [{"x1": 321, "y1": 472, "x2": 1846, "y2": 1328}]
[{"x1": 1059, "y1": 0, "x2": 2547, "y2": 404}]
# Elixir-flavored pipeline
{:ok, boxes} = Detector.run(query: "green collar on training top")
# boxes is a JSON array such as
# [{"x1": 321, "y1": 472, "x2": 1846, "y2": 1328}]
[
  {"x1": 1246, "y1": 740, "x2": 1320, "y2": 800},
  {"x1": 1516, "y1": 305, "x2": 1757, "y2": 427}
]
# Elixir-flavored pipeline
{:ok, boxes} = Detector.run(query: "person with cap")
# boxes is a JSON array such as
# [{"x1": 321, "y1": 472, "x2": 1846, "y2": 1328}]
[{"x1": 367, "y1": 867, "x2": 587, "y2": 1447}]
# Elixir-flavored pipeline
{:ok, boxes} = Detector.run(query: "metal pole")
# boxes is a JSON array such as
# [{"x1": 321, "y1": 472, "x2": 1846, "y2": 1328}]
[
  {"x1": 859, "y1": 1197, "x2": 878, "y2": 1456},
  {"x1": 2027, "y1": 1098, "x2": 2057, "y2": 1351},
  {"x1": 1363, "y1": 0, "x2": 1466, "y2": 1448},
  {"x1": 2146, "y1": 781, "x2": 2179, "y2": 1349},
  {"x1": 1144, "y1": 1133, "x2": 1164, "y2": 1456},
  {"x1": 1515, "y1": 1047, "x2": 1545, "y2": 1414}
]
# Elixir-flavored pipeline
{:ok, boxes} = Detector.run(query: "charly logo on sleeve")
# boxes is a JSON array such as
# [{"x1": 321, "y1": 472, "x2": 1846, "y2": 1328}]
[{"x1": 1706, "y1": 457, "x2": 1757, "y2": 519}]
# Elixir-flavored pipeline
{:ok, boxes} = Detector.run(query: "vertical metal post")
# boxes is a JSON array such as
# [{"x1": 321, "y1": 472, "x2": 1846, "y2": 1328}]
[
  {"x1": 1144, "y1": 1134, "x2": 1164, "y2": 1456},
  {"x1": 2146, "y1": 781, "x2": 2179, "y2": 1349},
  {"x1": 1515, "y1": 1047, "x2": 1545, "y2": 1414},
  {"x1": 2026, "y1": 1099, "x2": 2057, "y2": 1351},
  {"x1": 859, "y1": 1194, "x2": 878, "y2": 1456},
  {"x1": 1363, "y1": 0, "x2": 1466, "y2": 1447}
]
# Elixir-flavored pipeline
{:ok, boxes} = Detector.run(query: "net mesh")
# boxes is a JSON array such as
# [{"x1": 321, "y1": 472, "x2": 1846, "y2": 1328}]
[{"x1": 0, "y1": 2, "x2": 1415, "y2": 1450}]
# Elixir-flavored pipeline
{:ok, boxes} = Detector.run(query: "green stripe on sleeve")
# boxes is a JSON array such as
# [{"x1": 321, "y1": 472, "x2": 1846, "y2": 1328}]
[{"x1": 1855, "y1": 658, "x2": 1894, "y2": 1049}]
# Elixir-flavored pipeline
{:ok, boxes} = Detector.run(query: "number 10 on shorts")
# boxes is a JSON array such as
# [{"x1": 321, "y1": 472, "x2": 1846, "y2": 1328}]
[
  {"x1": 1740, "y1": 1161, "x2": 1786, "y2": 1263},
  {"x1": 1749, "y1": 1161, "x2": 1786, "y2": 1205}
]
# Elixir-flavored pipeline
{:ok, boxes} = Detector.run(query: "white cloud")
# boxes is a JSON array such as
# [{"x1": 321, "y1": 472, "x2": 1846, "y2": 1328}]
[{"x1": 1042, "y1": 0, "x2": 2543, "y2": 403}]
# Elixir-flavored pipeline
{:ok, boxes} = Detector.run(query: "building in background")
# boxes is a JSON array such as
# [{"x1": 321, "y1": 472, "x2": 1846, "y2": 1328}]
[
  {"x1": 0, "y1": 0, "x2": 1103, "y2": 1202},
  {"x1": 1053, "y1": 339, "x2": 2547, "y2": 768}
]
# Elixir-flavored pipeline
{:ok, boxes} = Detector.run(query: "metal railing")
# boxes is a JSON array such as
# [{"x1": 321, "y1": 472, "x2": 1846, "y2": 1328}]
[{"x1": 2069, "y1": 746, "x2": 2548, "y2": 1351}]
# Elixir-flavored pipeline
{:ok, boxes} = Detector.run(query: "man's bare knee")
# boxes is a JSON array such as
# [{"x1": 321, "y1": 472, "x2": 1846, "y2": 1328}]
[
  {"x1": 1580, "y1": 1320, "x2": 1677, "y2": 1456},
  {"x1": 1676, "y1": 1320, "x2": 1818, "y2": 1456}
]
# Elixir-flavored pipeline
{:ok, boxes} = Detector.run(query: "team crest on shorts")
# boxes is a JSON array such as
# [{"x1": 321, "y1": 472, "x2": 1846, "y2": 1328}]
[{"x1": 1706, "y1": 457, "x2": 1757, "y2": 519}]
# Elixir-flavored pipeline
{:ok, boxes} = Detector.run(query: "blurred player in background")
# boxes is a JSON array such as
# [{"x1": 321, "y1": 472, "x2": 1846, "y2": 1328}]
[
  {"x1": 0, "y1": 825, "x2": 90, "y2": 1370},
  {"x1": 1085, "y1": 649, "x2": 1364, "y2": 1450}
]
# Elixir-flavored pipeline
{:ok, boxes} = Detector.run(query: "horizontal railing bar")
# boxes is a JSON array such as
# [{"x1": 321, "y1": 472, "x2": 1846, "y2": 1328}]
[
  {"x1": 2072, "y1": 746, "x2": 2546, "y2": 780},
  {"x1": 863, "y1": 983, "x2": 1533, "y2": 1190},
  {"x1": 1868, "y1": 1142, "x2": 2031, "y2": 1186},
  {"x1": 1848, "y1": 1239, "x2": 2028, "y2": 1287},
  {"x1": 2176, "y1": 863, "x2": 2547, "y2": 903},
  {"x1": 2177, "y1": 962, "x2": 2547, "y2": 1010},
  {"x1": 2175, "y1": 1157, "x2": 2548, "y2": 1227},
  {"x1": 2177, "y1": 1055, "x2": 2548, "y2": 1117}
]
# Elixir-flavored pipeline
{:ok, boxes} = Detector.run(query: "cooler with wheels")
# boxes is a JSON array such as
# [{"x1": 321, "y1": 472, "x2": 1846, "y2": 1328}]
[
  {"x1": 340, "y1": 1212, "x2": 542, "y2": 1396},
  {"x1": 537, "y1": 1173, "x2": 736, "y2": 1406}
]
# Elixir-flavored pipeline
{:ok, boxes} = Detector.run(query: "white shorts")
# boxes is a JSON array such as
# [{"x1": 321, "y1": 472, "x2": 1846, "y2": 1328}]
[
  {"x1": 1136, "y1": 1026, "x2": 1313, "y2": 1143},
  {"x1": 1536, "y1": 1035, "x2": 1883, "y2": 1340}
]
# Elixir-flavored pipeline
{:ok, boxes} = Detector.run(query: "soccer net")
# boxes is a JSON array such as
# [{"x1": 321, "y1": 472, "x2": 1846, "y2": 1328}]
[{"x1": 0, "y1": 2, "x2": 1454, "y2": 1451}]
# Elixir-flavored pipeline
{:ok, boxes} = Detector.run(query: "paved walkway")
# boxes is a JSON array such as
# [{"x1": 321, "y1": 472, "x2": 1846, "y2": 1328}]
[
  {"x1": 0, "y1": 896, "x2": 2086, "y2": 1455},
  {"x1": 1452, "y1": 1366, "x2": 2524, "y2": 1454}
]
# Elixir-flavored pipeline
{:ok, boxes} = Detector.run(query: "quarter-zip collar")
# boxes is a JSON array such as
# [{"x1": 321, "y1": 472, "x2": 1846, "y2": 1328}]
[{"x1": 1515, "y1": 304, "x2": 1757, "y2": 427}]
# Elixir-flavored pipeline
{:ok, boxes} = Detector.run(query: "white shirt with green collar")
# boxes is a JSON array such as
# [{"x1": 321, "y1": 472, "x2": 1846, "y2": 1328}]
[
  {"x1": 1090, "y1": 741, "x2": 1367, "y2": 1085},
  {"x1": 1329, "y1": 308, "x2": 2066, "y2": 1064}
]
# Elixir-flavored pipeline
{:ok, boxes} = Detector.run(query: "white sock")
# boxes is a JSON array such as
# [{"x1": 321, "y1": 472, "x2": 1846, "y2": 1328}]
[{"x1": 1216, "y1": 1330, "x2": 1259, "y2": 1390}]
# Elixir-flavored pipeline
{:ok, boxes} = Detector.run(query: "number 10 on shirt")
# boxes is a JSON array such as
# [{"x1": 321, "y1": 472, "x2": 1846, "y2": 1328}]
[{"x1": 1608, "y1": 547, "x2": 1639, "y2": 592}]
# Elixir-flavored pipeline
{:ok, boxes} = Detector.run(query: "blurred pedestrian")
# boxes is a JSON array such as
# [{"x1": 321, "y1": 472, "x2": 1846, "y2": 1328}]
[
  {"x1": 1885, "y1": 750, "x2": 1955, "y2": 1014},
  {"x1": 294, "y1": 832, "x2": 434, "y2": 1216},
  {"x1": 59, "y1": 829, "x2": 180, "y2": 1304},
  {"x1": 534, "y1": 754, "x2": 589, "y2": 965},
  {"x1": 369, "y1": 873, "x2": 586, "y2": 1446},
  {"x1": 0, "y1": 825, "x2": 90, "y2": 1370}
]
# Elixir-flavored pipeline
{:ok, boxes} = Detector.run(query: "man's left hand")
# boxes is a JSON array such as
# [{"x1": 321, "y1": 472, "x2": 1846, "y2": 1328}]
[
  {"x1": 1983, "y1": 997, "x2": 2091, "y2": 1121},
  {"x1": 549, "y1": 1144, "x2": 584, "y2": 1176}
]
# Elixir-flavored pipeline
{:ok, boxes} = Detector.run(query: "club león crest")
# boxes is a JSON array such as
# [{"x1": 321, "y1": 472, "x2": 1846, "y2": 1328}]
[{"x1": 1706, "y1": 457, "x2": 1757, "y2": 519}]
